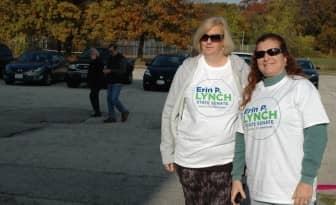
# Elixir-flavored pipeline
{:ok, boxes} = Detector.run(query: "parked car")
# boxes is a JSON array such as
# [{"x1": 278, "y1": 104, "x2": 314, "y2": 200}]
[
  {"x1": 296, "y1": 58, "x2": 319, "y2": 88},
  {"x1": 232, "y1": 52, "x2": 252, "y2": 65},
  {"x1": 0, "y1": 44, "x2": 14, "y2": 78},
  {"x1": 143, "y1": 54, "x2": 186, "y2": 91},
  {"x1": 65, "y1": 47, "x2": 135, "y2": 88},
  {"x1": 3, "y1": 50, "x2": 67, "y2": 85}
]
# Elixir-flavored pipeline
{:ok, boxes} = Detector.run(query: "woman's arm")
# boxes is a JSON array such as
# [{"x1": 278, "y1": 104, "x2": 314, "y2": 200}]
[
  {"x1": 232, "y1": 132, "x2": 246, "y2": 181},
  {"x1": 301, "y1": 123, "x2": 328, "y2": 185},
  {"x1": 292, "y1": 124, "x2": 328, "y2": 204},
  {"x1": 160, "y1": 60, "x2": 188, "y2": 166},
  {"x1": 231, "y1": 132, "x2": 247, "y2": 204}
]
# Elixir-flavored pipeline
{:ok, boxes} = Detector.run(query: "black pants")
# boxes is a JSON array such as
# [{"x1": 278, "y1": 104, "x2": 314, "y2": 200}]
[
  {"x1": 90, "y1": 88, "x2": 101, "y2": 114},
  {"x1": 175, "y1": 163, "x2": 232, "y2": 205}
]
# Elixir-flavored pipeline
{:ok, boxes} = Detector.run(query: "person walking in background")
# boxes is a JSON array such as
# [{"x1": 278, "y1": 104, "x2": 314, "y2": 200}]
[
  {"x1": 87, "y1": 48, "x2": 105, "y2": 117},
  {"x1": 102, "y1": 43, "x2": 129, "y2": 123},
  {"x1": 160, "y1": 16, "x2": 250, "y2": 205},
  {"x1": 231, "y1": 33, "x2": 329, "y2": 205}
]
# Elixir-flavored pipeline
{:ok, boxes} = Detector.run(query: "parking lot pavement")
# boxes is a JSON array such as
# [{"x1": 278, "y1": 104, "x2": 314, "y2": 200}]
[{"x1": 0, "y1": 74, "x2": 335, "y2": 205}]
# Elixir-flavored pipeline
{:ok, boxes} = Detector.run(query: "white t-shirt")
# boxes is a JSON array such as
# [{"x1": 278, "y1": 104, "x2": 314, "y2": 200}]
[
  {"x1": 238, "y1": 76, "x2": 329, "y2": 203},
  {"x1": 175, "y1": 56, "x2": 241, "y2": 168}
]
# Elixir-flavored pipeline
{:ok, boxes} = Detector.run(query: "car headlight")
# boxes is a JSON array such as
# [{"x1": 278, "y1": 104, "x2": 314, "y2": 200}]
[
  {"x1": 34, "y1": 67, "x2": 44, "y2": 73},
  {"x1": 144, "y1": 69, "x2": 151, "y2": 76},
  {"x1": 68, "y1": 64, "x2": 78, "y2": 70}
]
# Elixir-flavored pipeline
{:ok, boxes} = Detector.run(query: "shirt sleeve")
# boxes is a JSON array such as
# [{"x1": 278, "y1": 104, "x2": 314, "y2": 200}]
[
  {"x1": 237, "y1": 111, "x2": 244, "y2": 134},
  {"x1": 295, "y1": 80, "x2": 329, "y2": 128},
  {"x1": 232, "y1": 132, "x2": 246, "y2": 181},
  {"x1": 160, "y1": 59, "x2": 190, "y2": 165},
  {"x1": 301, "y1": 124, "x2": 328, "y2": 185}
]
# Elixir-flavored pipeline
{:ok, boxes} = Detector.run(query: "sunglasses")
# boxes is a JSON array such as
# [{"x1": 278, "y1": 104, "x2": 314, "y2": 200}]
[
  {"x1": 255, "y1": 48, "x2": 282, "y2": 59},
  {"x1": 200, "y1": 34, "x2": 224, "y2": 42}
]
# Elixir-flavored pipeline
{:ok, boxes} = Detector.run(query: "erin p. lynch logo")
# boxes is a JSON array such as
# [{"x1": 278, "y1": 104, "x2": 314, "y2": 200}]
[
  {"x1": 243, "y1": 104, "x2": 278, "y2": 129},
  {"x1": 195, "y1": 86, "x2": 232, "y2": 106}
]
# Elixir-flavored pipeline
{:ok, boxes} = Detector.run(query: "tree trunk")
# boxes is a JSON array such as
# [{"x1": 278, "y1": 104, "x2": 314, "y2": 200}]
[
  {"x1": 57, "y1": 40, "x2": 62, "y2": 53},
  {"x1": 137, "y1": 33, "x2": 145, "y2": 60},
  {"x1": 64, "y1": 35, "x2": 73, "y2": 56}
]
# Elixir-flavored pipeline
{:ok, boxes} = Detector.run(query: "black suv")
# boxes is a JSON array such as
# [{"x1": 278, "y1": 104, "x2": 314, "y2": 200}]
[
  {"x1": 66, "y1": 47, "x2": 135, "y2": 88},
  {"x1": 0, "y1": 44, "x2": 14, "y2": 78}
]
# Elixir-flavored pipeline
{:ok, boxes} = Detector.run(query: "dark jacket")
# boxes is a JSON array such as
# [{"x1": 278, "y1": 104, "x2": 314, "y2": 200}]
[
  {"x1": 105, "y1": 53, "x2": 128, "y2": 84},
  {"x1": 87, "y1": 58, "x2": 105, "y2": 89}
]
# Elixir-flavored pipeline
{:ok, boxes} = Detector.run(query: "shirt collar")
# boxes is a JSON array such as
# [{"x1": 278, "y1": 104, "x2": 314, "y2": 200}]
[{"x1": 263, "y1": 70, "x2": 287, "y2": 87}]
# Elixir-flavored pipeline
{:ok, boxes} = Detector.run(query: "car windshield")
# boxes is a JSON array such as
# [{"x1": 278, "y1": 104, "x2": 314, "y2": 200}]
[
  {"x1": 78, "y1": 48, "x2": 107, "y2": 59},
  {"x1": 297, "y1": 60, "x2": 314, "y2": 70},
  {"x1": 17, "y1": 52, "x2": 50, "y2": 62},
  {"x1": 78, "y1": 49, "x2": 90, "y2": 59},
  {"x1": 0, "y1": 45, "x2": 12, "y2": 57},
  {"x1": 151, "y1": 56, "x2": 183, "y2": 67}
]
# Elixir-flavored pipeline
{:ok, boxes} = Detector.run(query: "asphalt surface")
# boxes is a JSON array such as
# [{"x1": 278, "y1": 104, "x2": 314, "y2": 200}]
[{"x1": 0, "y1": 71, "x2": 335, "y2": 205}]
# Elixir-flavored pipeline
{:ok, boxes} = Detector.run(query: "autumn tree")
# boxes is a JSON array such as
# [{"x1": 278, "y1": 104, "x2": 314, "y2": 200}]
[
  {"x1": 0, "y1": 0, "x2": 82, "y2": 54},
  {"x1": 203, "y1": 3, "x2": 248, "y2": 50},
  {"x1": 296, "y1": 0, "x2": 336, "y2": 55},
  {"x1": 0, "y1": 0, "x2": 62, "y2": 55},
  {"x1": 83, "y1": 0, "x2": 205, "y2": 59},
  {"x1": 0, "y1": 0, "x2": 18, "y2": 44},
  {"x1": 1, "y1": 0, "x2": 334, "y2": 56},
  {"x1": 47, "y1": 1, "x2": 81, "y2": 54},
  {"x1": 241, "y1": 1, "x2": 268, "y2": 44},
  {"x1": 263, "y1": 0, "x2": 301, "y2": 53}
]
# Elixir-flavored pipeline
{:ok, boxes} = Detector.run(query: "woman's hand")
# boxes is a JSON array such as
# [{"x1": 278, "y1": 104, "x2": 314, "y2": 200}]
[
  {"x1": 165, "y1": 163, "x2": 175, "y2": 172},
  {"x1": 292, "y1": 182, "x2": 313, "y2": 205},
  {"x1": 231, "y1": 180, "x2": 246, "y2": 205}
]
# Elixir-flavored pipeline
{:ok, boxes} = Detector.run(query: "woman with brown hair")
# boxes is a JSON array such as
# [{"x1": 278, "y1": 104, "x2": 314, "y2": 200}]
[{"x1": 231, "y1": 33, "x2": 329, "y2": 205}]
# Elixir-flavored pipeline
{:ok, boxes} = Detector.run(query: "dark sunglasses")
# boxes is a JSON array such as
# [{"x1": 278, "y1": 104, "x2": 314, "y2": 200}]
[
  {"x1": 255, "y1": 48, "x2": 282, "y2": 59},
  {"x1": 200, "y1": 34, "x2": 224, "y2": 42}
]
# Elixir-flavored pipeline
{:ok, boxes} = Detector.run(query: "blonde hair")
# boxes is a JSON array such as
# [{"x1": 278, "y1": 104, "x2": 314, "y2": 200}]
[
  {"x1": 193, "y1": 16, "x2": 235, "y2": 55},
  {"x1": 89, "y1": 48, "x2": 100, "y2": 57}
]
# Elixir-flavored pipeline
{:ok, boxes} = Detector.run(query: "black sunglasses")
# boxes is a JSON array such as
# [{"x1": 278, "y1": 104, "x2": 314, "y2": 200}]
[
  {"x1": 200, "y1": 34, "x2": 224, "y2": 42},
  {"x1": 255, "y1": 48, "x2": 282, "y2": 59}
]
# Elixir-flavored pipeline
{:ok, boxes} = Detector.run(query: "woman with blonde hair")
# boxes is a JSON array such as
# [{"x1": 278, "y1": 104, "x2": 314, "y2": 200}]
[{"x1": 160, "y1": 16, "x2": 250, "y2": 204}]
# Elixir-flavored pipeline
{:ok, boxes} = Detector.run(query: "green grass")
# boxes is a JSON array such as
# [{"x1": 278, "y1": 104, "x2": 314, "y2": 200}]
[
  {"x1": 310, "y1": 57, "x2": 336, "y2": 75},
  {"x1": 311, "y1": 57, "x2": 336, "y2": 65},
  {"x1": 311, "y1": 57, "x2": 336, "y2": 70}
]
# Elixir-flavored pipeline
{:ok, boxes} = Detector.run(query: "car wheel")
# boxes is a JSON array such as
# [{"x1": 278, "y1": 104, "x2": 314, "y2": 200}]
[
  {"x1": 43, "y1": 73, "x2": 52, "y2": 85},
  {"x1": 143, "y1": 81, "x2": 152, "y2": 91},
  {"x1": 125, "y1": 72, "x2": 133, "y2": 84},
  {"x1": 66, "y1": 80, "x2": 80, "y2": 88},
  {"x1": 5, "y1": 79, "x2": 14, "y2": 85}
]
